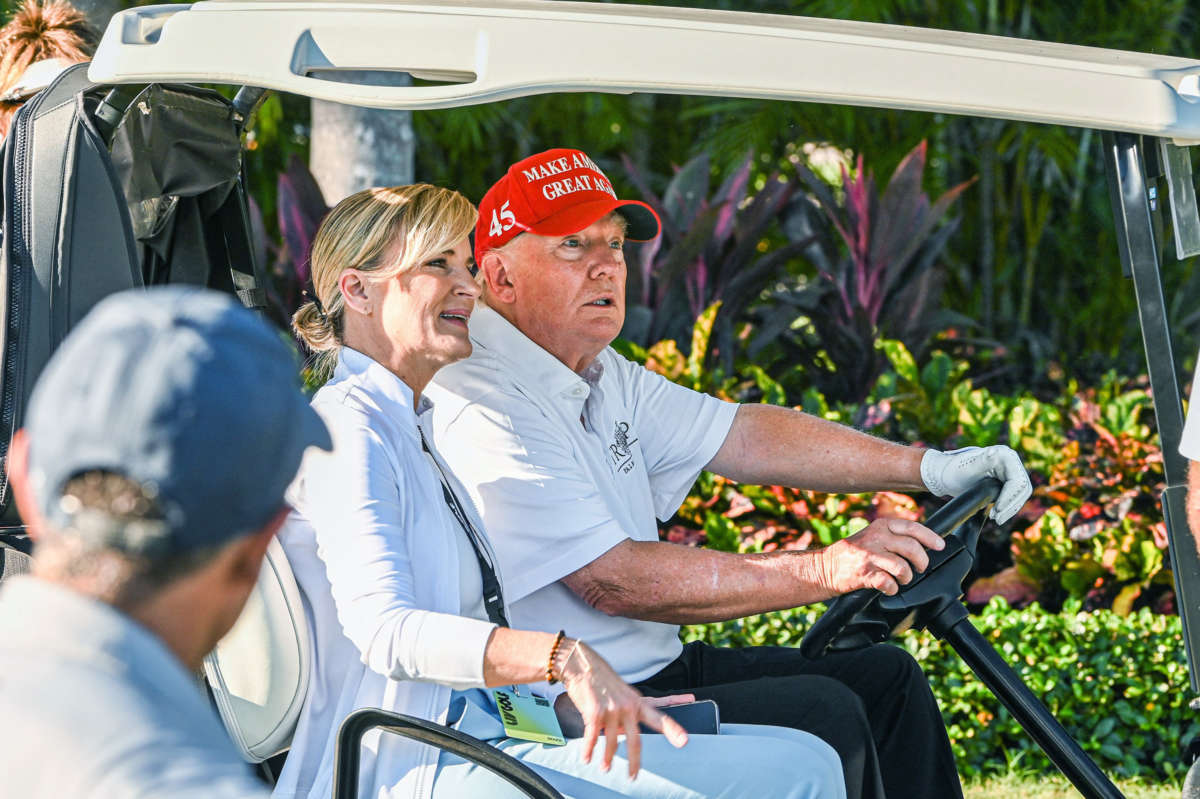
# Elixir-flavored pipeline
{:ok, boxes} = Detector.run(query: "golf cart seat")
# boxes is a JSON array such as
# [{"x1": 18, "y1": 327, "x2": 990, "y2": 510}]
[
  {"x1": 203, "y1": 539, "x2": 564, "y2": 799},
  {"x1": 204, "y1": 538, "x2": 308, "y2": 762}
]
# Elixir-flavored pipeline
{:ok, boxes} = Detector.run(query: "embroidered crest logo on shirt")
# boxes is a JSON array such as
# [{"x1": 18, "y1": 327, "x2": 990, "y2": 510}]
[{"x1": 609, "y1": 421, "x2": 639, "y2": 474}]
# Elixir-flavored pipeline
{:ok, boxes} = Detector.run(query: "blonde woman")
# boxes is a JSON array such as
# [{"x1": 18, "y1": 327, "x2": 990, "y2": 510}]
[{"x1": 274, "y1": 183, "x2": 844, "y2": 799}]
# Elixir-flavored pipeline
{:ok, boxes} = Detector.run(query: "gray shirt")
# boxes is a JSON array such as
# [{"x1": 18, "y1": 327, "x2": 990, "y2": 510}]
[{"x1": 0, "y1": 576, "x2": 268, "y2": 798}]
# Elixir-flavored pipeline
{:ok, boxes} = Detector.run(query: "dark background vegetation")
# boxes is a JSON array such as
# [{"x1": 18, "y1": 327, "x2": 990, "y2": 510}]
[
  {"x1": 229, "y1": 0, "x2": 1200, "y2": 397},
  {"x1": 61, "y1": 0, "x2": 1200, "y2": 394}
]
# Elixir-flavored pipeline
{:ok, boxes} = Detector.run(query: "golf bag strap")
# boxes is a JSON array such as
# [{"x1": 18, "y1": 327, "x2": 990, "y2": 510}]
[
  {"x1": 217, "y1": 185, "x2": 268, "y2": 311},
  {"x1": 34, "y1": 62, "x2": 94, "y2": 110},
  {"x1": 418, "y1": 429, "x2": 509, "y2": 628}
]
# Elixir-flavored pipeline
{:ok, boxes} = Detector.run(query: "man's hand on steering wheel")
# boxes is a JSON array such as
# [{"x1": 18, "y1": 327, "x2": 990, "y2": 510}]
[
  {"x1": 816, "y1": 518, "x2": 946, "y2": 597},
  {"x1": 801, "y1": 479, "x2": 1005, "y2": 659}
]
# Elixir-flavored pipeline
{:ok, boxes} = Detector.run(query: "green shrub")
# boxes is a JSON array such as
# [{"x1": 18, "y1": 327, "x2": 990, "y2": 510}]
[
  {"x1": 683, "y1": 598, "x2": 1198, "y2": 781},
  {"x1": 871, "y1": 339, "x2": 1067, "y2": 464}
]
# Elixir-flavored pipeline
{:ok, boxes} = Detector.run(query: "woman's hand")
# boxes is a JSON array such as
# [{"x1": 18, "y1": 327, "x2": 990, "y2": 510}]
[
  {"x1": 553, "y1": 692, "x2": 696, "y2": 739},
  {"x1": 482, "y1": 629, "x2": 690, "y2": 777},
  {"x1": 555, "y1": 640, "x2": 690, "y2": 779}
]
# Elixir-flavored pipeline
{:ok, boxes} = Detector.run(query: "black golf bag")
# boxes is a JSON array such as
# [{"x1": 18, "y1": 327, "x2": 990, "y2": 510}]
[{"x1": 0, "y1": 63, "x2": 270, "y2": 552}]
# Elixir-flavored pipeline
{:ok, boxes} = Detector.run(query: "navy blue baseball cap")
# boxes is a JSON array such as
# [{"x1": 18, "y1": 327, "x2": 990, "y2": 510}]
[{"x1": 24, "y1": 286, "x2": 331, "y2": 555}]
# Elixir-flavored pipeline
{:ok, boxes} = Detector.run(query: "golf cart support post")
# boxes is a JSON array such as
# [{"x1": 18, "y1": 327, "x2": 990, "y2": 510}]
[{"x1": 89, "y1": 2, "x2": 1200, "y2": 796}]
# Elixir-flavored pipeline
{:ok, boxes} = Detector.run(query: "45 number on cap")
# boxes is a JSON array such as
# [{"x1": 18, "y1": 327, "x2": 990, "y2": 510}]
[{"x1": 489, "y1": 200, "x2": 516, "y2": 237}]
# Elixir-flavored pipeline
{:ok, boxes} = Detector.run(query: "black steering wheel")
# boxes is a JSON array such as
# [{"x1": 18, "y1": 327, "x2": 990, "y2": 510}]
[{"x1": 799, "y1": 478, "x2": 1002, "y2": 659}]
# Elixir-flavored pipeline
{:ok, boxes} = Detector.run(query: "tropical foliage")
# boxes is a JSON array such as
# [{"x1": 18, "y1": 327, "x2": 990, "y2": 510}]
[
  {"x1": 754, "y1": 140, "x2": 974, "y2": 402},
  {"x1": 259, "y1": 154, "x2": 328, "y2": 327},
  {"x1": 624, "y1": 304, "x2": 1174, "y2": 618},
  {"x1": 222, "y1": 0, "x2": 1200, "y2": 388},
  {"x1": 378, "y1": 0, "x2": 1200, "y2": 386},
  {"x1": 618, "y1": 150, "x2": 809, "y2": 363}
]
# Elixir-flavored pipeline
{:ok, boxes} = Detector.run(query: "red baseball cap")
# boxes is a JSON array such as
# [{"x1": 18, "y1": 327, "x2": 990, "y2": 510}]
[{"x1": 475, "y1": 148, "x2": 661, "y2": 263}]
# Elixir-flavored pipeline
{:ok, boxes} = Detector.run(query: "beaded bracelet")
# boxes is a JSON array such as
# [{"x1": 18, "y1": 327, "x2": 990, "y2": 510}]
[{"x1": 546, "y1": 630, "x2": 567, "y2": 684}]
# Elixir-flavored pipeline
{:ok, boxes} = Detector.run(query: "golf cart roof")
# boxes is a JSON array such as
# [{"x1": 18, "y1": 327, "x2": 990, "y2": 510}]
[{"x1": 90, "y1": 0, "x2": 1200, "y2": 144}]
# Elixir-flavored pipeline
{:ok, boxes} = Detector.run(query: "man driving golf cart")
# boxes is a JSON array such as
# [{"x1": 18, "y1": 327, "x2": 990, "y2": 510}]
[
  {"x1": 7, "y1": 2, "x2": 1200, "y2": 797},
  {"x1": 426, "y1": 146, "x2": 1033, "y2": 799}
]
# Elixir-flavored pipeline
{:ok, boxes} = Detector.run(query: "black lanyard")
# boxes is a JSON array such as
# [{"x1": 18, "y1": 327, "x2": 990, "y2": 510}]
[{"x1": 418, "y1": 429, "x2": 510, "y2": 627}]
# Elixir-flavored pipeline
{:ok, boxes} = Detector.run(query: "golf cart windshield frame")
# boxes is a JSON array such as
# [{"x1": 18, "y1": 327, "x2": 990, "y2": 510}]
[{"x1": 90, "y1": 0, "x2": 1200, "y2": 690}]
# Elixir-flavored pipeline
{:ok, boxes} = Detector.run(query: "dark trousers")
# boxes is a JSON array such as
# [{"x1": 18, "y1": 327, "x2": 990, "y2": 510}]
[{"x1": 635, "y1": 641, "x2": 962, "y2": 799}]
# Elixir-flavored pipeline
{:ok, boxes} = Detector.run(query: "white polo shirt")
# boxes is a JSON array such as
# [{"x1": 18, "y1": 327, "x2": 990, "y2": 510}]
[{"x1": 427, "y1": 306, "x2": 738, "y2": 684}]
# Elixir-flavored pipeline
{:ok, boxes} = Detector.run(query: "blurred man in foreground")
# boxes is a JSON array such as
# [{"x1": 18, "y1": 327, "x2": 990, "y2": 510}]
[{"x1": 0, "y1": 287, "x2": 330, "y2": 798}]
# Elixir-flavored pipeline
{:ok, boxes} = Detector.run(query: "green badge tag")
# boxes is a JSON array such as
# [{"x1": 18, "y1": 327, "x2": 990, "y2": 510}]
[{"x1": 492, "y1": 687, "x2": 567, "y2": 746}]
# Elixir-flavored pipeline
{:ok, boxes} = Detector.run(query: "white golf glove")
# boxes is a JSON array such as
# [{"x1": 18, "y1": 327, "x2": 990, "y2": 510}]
[{"x1": 920, "y1": 445, "x2": 1032, "y2": 524}]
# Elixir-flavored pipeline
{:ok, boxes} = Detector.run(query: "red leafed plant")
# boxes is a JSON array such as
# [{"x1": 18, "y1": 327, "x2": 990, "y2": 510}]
[
  {"x1": 274, "y1": 154, "x2": 330, "y2": 313},
  {"x1": 756, "y1": 140, "x2": 976, "y2": 403},
  {"x1": 249, "y1": 154, "x2": 331, "y2": 329}
]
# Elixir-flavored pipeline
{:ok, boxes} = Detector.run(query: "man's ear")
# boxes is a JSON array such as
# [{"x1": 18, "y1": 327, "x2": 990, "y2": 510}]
[
  {"x1": 7, "y1": 429, "x2": 43, "y2": 541},
  {"x1": 338, "y1": 269, "x2": 372, "y2": 316},
  {"x1": 480, "y1": 250, "x2": 517, "y2": 305}
]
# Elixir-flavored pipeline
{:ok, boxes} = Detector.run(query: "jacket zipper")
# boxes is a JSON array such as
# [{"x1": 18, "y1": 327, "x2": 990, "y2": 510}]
[{"x1": 0, "y1": 95, "x2": 38, "y2": 508}]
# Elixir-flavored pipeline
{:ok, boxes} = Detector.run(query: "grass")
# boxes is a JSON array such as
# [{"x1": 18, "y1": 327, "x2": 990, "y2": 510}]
[{"x1": 964, "y1": 772, "x2": 1180, "y2": 798}]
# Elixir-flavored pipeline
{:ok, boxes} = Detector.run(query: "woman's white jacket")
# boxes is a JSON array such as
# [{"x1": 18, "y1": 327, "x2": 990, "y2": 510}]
[{"x1": 270, "y1": 348, "x2": 501, "y2": 799}]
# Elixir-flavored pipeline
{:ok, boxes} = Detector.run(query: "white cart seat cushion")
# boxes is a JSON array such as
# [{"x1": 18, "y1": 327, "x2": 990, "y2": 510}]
[{"x1": 203, "y1": 537, "x2": 310, "y2": 762}]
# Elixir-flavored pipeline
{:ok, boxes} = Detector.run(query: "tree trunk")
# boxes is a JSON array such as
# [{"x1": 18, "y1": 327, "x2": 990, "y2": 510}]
[{"x1": 309, "y1": 72, "x2": 414, "y2": 204}]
